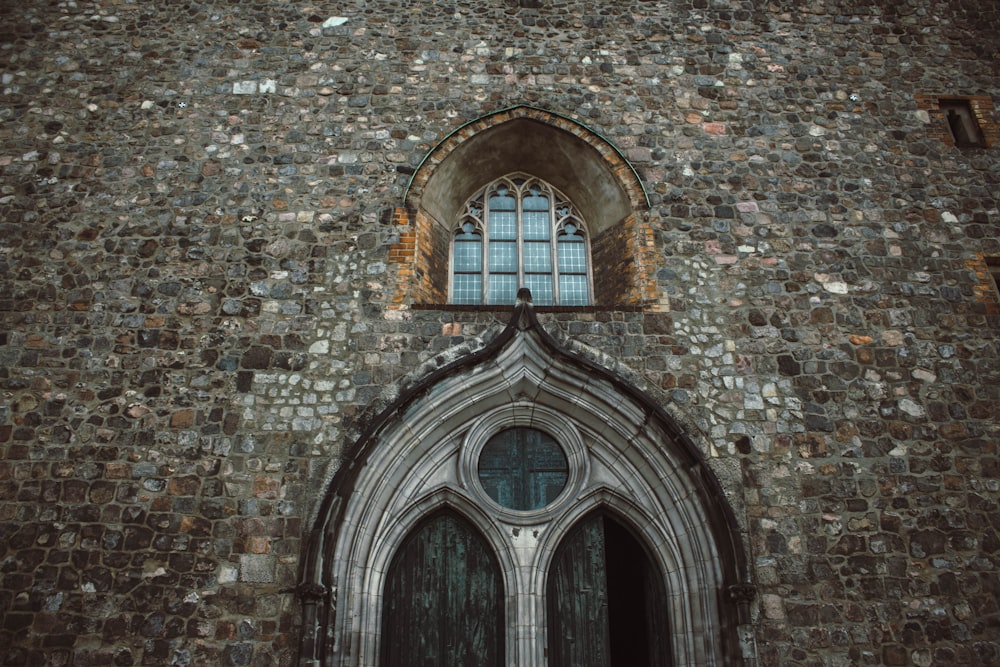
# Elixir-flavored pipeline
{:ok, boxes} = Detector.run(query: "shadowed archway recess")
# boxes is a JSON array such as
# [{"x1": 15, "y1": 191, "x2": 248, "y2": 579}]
[
  {"x1": 297, "y1": 290, "x2": 755, "y2": 666},
  {"x1": 405, "y1": 105, "x2": 649, "y2": 237},
  {"x1": 388, "y1": 106, "x2": 662, "y2": 309}
]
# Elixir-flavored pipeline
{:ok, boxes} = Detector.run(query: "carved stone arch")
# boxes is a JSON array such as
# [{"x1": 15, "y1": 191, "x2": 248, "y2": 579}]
[
  {"x1": 405, "y1": 105, "x2": 649, "y2": 230},
  {"x1": 388, "y1": 106, "x2": 662, "y2": 309},
  {"x1": 298, "y1": 293, "x2": 753, "y2": 666},
  {"x1": 369, "y1": 492, "x2": 516, "y2": 667},
  {"x1": 533, "y1": 489, "x2": 718, "y2": 667}
]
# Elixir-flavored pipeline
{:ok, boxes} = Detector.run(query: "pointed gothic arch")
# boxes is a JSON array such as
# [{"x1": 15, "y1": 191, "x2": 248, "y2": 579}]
[
  {"x1": 388, "y1": 106, "x2": 662, "y2": 309},
  {"x1": 404, "y1": 105, "x2": 648, "y2": 232},
  {"x1": 547, "y1": 508, "x2": 672, "y2": 667},
  {"x1": 381, "y1": 509, "x2": 505, "y2": 667},
  {"x1": 297, "y1": 293, "x2": 753, "y2": 666}
]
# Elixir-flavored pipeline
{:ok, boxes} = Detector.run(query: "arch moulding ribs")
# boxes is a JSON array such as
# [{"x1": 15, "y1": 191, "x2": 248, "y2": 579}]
[
  {"x1": 403, "y1": 105, "x2": 650, "y2": 215},
  {"x1": 297, "y1": 293, "x2": 754, "y2": 666}
]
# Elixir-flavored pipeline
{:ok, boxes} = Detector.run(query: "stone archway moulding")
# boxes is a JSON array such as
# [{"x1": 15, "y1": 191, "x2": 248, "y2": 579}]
[
  {"x1": 297, "y1": 291, "x2": 754, "y2": 666},
  {"x1": 405, "y1": 105, "x2": 649, "y2": 233}
]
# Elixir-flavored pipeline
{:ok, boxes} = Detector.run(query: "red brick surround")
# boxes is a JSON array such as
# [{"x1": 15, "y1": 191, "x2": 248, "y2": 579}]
[{"x1": 916, "y1": 94, "x2": 997, "y2": 148}]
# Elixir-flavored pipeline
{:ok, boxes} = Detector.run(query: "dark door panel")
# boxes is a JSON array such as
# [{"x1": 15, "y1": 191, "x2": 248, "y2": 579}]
[
  {"x1": 381, "y1": 511, "x2": 504, "y2": 667},
  {"x1": 548, "y1": 514, "x2": 671, "y2": 667}
]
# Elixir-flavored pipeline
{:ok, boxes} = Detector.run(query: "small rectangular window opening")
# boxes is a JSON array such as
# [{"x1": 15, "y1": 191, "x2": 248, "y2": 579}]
[
  {"x1": 986, "y1": 257, "x2": 1000, "y2": 296},
  {"x1": 940, "y1": 99, "x2": 986, "y2": 148}
]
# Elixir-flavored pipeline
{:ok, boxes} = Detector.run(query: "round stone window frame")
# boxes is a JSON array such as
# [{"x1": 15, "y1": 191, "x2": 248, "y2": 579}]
[{"x1": 458, "y1": 403, "x2": 589, "y2": 525}]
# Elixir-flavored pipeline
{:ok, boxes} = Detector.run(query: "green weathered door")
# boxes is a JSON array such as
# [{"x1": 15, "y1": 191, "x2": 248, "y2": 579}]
[
  {"x1": 547, "y1": 514, "x2": 671, "y2": 667},
  {"x1": 548, "y1": 513, "x2": 612, "y2": 666},
  {"x1": 381, "y1": 511, "x2": 504, "y2": 667}
]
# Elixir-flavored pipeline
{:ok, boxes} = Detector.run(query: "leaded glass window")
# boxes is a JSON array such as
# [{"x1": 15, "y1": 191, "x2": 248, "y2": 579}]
[
  {"x1": 450, "y1": 174, "x2": 592, "y2": 306},
  {"x1": 477, "y1": 427, "x2": 569, "y2": 511}
]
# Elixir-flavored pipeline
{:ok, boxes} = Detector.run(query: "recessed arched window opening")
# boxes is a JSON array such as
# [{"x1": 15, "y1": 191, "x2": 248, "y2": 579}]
[
  {"x1": 381, "y1": 510, "x2": 505, "y2": 667},
  {"x1": 548, "y1": 511, "x2": 672, "y2": 667},
  {"x1": 452, "y1": 174, "x2": 592, "y2": 306},
  {"x1": 389, "y1": 106, "x2": 664, "y2": 310}
]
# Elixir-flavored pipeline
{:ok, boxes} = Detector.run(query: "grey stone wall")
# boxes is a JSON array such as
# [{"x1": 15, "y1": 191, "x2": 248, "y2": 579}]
[{"x1": 1, "y1": 0, "x2": 998, "y2": 665}]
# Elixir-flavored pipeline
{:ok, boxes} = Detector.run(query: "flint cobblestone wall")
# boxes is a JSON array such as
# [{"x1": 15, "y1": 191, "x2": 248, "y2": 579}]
[{"x1": 1, "y1": 0, "x2": 999, "y2": 665}]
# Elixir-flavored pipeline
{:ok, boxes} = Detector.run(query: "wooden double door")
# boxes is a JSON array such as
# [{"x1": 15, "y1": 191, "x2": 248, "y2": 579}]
[{"x1": 381, "y1": 511, "x2": 670, "y2": 667}]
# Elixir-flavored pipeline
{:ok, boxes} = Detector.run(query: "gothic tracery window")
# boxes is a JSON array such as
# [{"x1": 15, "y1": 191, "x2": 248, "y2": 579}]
[{"x1": 451, "y1": 174, "x2": 592, "y2": 306}]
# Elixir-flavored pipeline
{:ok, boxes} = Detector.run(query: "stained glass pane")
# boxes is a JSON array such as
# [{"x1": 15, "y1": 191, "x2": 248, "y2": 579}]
[
  {"x1": 453, "y1": 274, "x2": 482, "y2": 304},
  {"x1": 524, "y1": 242, "x2": 552, "y2": 272},
  {"x1": 524, "y1": 274, "x2": 554, "y2": 305},
  {"x1": 523, "y1": 189, "x2": 548, "y2": 211},
  {"x1": 454, "y1": 239, "x2": 482, "y2": 272},
  {"x1": 523, "y1": 211, "x2": 550, "y2": 240},
  {"x1": 489, "y1": 241, "x2": 516, "y2": 272},
  {"x1": 488, "y1": 274, "x2": 518, "y2": 305},
  {"x1": 489, "y1": 188, "x2": 516, "y2": 211},
  {"x1": 559, "y1": 274, "x2": 588, "y2": 306},
  {"x1": 489, "y1": 211, "x2": 517, "y2": 239},
  {"x1": 558, "y1": 240, "x2": 586, "y2": 273}
]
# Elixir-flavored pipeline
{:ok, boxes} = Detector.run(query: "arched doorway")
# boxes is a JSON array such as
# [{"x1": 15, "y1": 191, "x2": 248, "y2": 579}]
[
  {"x1": 381, "y1": 510, "x2": 504, "y2": 667},
  {"x1": 548, "y1": 512, "x2": 671, "y2": 667},
  {"x1": 297, "y1": 298, "x2": 754, "y2": 666}
]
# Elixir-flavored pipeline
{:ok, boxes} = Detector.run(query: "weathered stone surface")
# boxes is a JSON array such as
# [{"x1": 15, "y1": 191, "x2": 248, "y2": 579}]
[{"x1": 0, "y1": 0, "x2": 998, "y2": 665}]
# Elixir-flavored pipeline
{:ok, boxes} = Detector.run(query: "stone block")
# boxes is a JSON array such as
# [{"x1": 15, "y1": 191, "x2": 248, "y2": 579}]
[{"x1": 239, "y1": 555, "x2": 274, "y2": 584}]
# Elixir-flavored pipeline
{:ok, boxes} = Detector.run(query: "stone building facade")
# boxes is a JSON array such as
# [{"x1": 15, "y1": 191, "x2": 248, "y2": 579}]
[{"x1": 1, "y1": 0, "x2": 998, "y2": 665}]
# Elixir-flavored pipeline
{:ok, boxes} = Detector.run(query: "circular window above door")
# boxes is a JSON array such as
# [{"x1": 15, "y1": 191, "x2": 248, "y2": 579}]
[
  {"x1": 459, "y1": 404, "x2": 588, "y2": 523},
  {"x1": 477, "y1": 427, "x2": 569, "y2": 511}
]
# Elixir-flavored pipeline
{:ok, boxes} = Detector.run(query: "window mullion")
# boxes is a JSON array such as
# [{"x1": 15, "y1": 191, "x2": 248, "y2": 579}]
[
  {"x1": 516, "y1": 186, "x2": 525, "y2": 291},
  {"x1": 550, "y1": 196, "x2": 560, "y2": 305},
  {"x1": 481, "y1": 197, "x2": 490, "y2": 305}
]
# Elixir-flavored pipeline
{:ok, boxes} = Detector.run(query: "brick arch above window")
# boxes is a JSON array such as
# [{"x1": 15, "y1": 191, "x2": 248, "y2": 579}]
[
  {"x1": 389, "y1": 106, "x2": 663, "y2": 310},
  {"x1": 406, "y1": 106, "x2": 648, "y2": 234}
]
